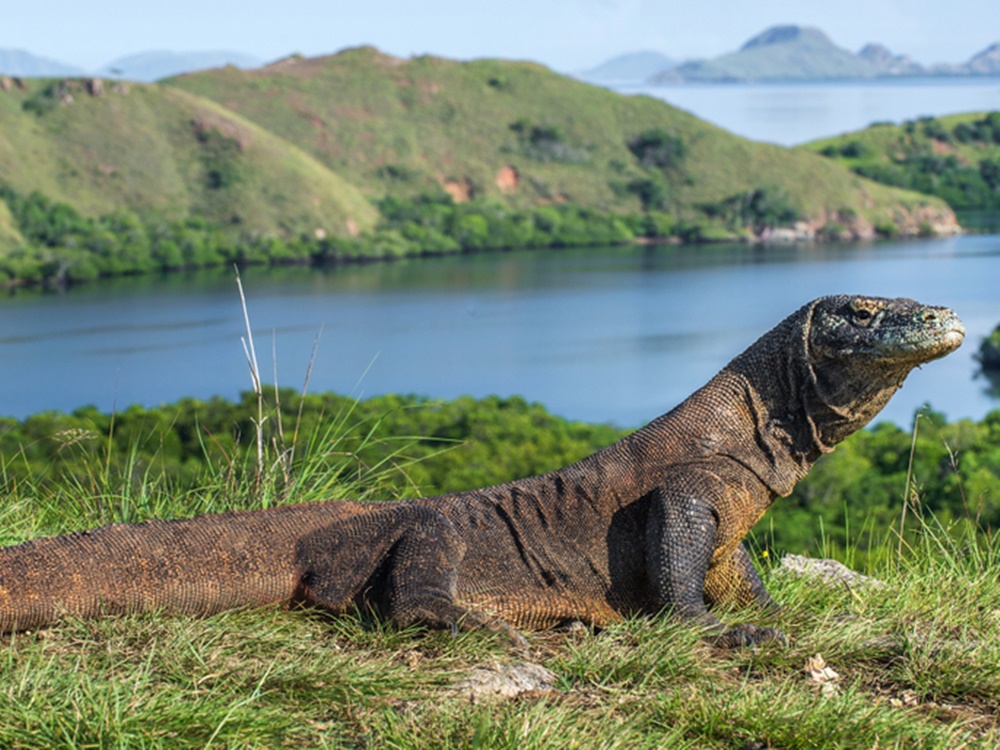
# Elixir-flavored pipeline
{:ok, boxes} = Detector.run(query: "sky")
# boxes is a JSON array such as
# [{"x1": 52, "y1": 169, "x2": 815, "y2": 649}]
[{"x1": 3, "y1": 0, "x2": 998, "y2": 74}]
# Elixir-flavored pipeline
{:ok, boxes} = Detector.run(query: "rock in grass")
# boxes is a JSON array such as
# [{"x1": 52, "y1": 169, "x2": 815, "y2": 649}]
[
  {"x1": 778, "y1": 554, "x2": 884, "y2": 589},
  {"x1": 450, "y1": 661, "x2": 558, "y2": 702},
  {"x1": 804, "y1": 653, "x2": 840, "y2": 697}
]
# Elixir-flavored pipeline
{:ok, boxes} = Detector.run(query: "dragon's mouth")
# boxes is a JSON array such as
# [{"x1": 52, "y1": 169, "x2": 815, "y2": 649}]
[
  {"x1": 940, "y1": 327, "x2": 966, "y2": 349},
  {"x1": 909, "y1": 319, "x2": 965, "y2": 362},
  {"x1": 934, "y1": 317, "x2": 966, "y2": 349},
  {"x1": 860, "y1": 314, "x2": 966, "y2": 364}
]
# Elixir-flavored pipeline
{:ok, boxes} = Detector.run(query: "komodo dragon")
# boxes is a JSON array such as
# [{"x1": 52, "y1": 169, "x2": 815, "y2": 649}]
[{"x1": 0, "y1": 295, "x2": 965, "y2": 646}]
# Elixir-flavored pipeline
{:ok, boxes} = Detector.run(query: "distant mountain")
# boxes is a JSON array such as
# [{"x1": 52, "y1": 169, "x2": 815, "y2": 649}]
[
  {"x1": 647, "y1": 24, "x2": 1000, "y2": 83},
  {"x1": 965, "y1": 42, "x2": 1000, "y2": 75},
  {"x1": 650, "y1": 26, "x2": 877, "y2": 82},
  {"x1": 100, "y1": 50, "x2": 262, "y2": 82},
  {"x1": 579, "y1": 51, "x2": 675, "y2": 84},
  {"x1": 0, "y1": 49, "x2": 84, "y2": 77},
  {"x1": 857, "y1": 44, "x2": 923, "y2": 76}
]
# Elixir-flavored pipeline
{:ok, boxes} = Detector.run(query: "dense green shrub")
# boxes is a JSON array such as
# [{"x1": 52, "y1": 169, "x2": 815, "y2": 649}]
[
  {"x1": 0, "y1": 185, "x2": 647, "y2": 287},
  {"x1": 195, "y1": 128, "x2": 244, "y2": 190},
  {"x1": 953, "y1": 112, "x2": 1000, "y2": 145},
  {"x1": 853, "y1": 156, "x2": 1000, "y2": 210},
  {"x1": 625, "y1": 175, "x2": 670, "y2": 211},
  {"x1": 627, "y1": 129, "x2": 686, "y2": 169},
  {"x1": 701, "y1": 185, "x2": 801, "y2": 231},
  {"x1": 508, "y1": 119, "x2": 589, "y2": 163},
  {"x1": 821, "y1": 140, "x2": 874, "y2": 159}
]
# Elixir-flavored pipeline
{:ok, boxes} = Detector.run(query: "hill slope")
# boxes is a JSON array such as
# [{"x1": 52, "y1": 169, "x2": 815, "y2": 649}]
[
  {"x1": 803, "y1": 112, "x2": 1000, "y2": 210},
  {"x1": 0, "y1": 78, "x2": 377, "y2": 237},
  {"x1": 166, "y1": 47, "x2": 952, "y2": 234}
]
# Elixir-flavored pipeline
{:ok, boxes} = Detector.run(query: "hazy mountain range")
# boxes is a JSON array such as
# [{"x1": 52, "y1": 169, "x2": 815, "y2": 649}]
[
  {"x1": 0, "y1": 49, "x2": 85, "y2": 77},
  {"x1": 0, "y1": 49, "x2": 262, "y2": 82},
  {"x1": 578, "y1": 51, "x2": 676, "y2": 83},
  {"x1": 582, "y1": 25, "x2": 1000, "y2": 84},
  {"x1": 5, "y1": 27, "x2": 997, "y2": 85}
]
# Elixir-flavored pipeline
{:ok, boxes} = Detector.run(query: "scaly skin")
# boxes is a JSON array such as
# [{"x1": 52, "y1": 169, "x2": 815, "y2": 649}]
[{"x1": 0, "y1": 296, "x2": 965, "y2": 646}]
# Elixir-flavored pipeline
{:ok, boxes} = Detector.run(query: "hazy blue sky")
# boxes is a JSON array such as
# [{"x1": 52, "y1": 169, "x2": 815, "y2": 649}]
[{"x1": 5, "y1": 0, "x2": 998, "y2": 72}]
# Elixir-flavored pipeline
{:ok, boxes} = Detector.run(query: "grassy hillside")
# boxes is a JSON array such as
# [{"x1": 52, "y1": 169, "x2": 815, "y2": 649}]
[
  {"x1": 0, "y1": 77, "x2": 377, "y2": 238},
  {"x1": 0, "y1": 49, "x2": 960, "y2": 284},
  {"x1": 167, "y1": 47, "x2": 953, "y2": 235},
  {"x1": 804, "y1": 112, "x2": 1000, "y2": 211}
]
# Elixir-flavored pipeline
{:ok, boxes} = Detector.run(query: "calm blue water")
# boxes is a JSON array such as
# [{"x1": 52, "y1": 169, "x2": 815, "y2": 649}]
[
  {"x1": 1, "y1": 234, "x2": 998, "y2": 428},
  {"x1": 619, "y1": 77, "x2": 1000, "y2": 145}
]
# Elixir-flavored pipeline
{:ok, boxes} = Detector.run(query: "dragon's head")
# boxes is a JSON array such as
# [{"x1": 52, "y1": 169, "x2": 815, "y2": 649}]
[
  {"x1": 802, "y1": 295, "x2": 964, "y2": 443},
  {"x1": 808, "y1": 295, "x2": 965, "y2": 368}
]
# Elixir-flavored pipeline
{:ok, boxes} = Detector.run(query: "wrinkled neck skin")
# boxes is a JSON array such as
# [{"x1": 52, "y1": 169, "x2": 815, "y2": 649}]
[
  {"x1": 713, "y1": 300, "x2": 908, "y2": 496},
  {"x1": 808, "y1": 351, "x2": 909, "y2": 447}
]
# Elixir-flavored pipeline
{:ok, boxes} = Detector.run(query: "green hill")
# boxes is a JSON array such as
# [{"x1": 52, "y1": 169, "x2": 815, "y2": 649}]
[
  {"x1": 0, "y1": 48, "x2": 958, "y2": 282},
  {"x1": 804, "y1": 112, "x2": 1000, "y2": 211},
  {"x1": 0, "y1": 77, "x2": 377, "y2": 238},
  {"x1": 166, "y1": 46, "x2": 952, "y2": 235}
]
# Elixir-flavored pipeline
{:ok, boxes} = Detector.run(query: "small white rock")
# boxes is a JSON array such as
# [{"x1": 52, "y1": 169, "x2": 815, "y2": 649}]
[
  {"x1": 450, "y1": 661, "x2": 558, "y2": 702},
  {"x1": 778, "y1": 554, "x2": 884, "y2": 589}
]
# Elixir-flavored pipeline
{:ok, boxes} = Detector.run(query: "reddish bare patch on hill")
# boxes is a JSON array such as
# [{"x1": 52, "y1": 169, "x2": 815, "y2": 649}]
[
  {"x1": 443, "y1": 178, "x2": 474, "y2": 202},
  {"x1": 931, "y1": 139, "x2": 958, "y2": 156},
  {"x1": 495, "y1": 165, "x2": 519, "y2": 193}
]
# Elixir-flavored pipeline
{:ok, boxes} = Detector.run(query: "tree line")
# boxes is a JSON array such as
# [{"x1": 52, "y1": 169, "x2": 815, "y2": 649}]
[{"x1": 0, "y1": 176, "x2": 831, "y2": 289}]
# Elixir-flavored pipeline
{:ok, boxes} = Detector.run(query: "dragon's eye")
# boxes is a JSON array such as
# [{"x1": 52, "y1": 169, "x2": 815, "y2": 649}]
[{"x1": 849, "y1": 302, "x2": 878, "y2": 326}]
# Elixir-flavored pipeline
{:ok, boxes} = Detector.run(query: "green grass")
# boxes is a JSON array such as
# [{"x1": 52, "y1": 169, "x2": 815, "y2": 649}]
[{"x1": 1, "y1": 409, "x2": 999, "y2": 748}]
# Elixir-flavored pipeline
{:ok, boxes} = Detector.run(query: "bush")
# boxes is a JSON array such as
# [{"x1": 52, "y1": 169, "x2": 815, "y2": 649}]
[
  {"x1": 626, "y1": 176, "x2": 669, "y2": 211},
  {"x1": 640, "y1": 212, "x2": 675, "y2": 238},
  {"x1": 919, "y1": 116, "x2": 952, "y2": 143},
  {"x1": 839, "y1": 140, "x2": 874, "y2": 159},
  {"x1": 873, "y1": 219, "x2": 899, "y2": 238},
  {"x1": 818, "y1": 221, "x2": 848, "y2": 240},
  {"x1": 509, "y1": 120, "x2": 588, "y2": 163},
  {"x1": 703, "y1": 185, "x2": 801, "y2": 232},
  {"x1": 627, "y1": 129, "x2": 686, "y2": 169}
]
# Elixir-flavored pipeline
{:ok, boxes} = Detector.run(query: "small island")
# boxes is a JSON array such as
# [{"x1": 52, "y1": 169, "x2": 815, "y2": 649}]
[{"x1": 583, "y1": 25, "x2": 1000, "y2": 85}]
